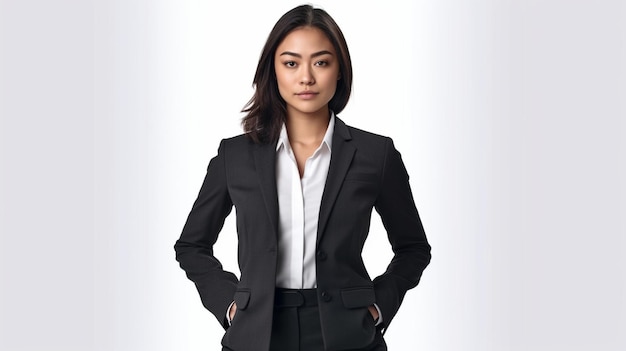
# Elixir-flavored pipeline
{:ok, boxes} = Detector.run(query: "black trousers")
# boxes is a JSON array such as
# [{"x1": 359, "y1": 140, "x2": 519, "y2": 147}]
[{"x1": 269, "y1": 289, "x2": 387, "y2": 351}]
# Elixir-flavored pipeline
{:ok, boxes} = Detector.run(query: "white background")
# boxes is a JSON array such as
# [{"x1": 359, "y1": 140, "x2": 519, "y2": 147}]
[{"x1": 1, "y1": 0, "x2": 625, "y2": 350}]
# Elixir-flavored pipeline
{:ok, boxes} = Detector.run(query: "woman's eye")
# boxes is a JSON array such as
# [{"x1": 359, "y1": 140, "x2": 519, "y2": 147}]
[
  {"x1": 285, "y1": 61, "x2": 296, "y2": 67},
  {"x1": 315, "y1": 61, "x2": 328, "y2": 67}
]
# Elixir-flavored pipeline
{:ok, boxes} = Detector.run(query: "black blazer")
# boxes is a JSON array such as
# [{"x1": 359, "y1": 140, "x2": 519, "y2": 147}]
[{"x1": 175, "y1": 117, "x2": 431, "y2": 351}]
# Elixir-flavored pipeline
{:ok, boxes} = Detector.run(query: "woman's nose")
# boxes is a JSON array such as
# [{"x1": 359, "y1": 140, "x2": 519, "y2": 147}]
[{"x1": 300, "y1": 67, "x2": 315, "y2": 86}]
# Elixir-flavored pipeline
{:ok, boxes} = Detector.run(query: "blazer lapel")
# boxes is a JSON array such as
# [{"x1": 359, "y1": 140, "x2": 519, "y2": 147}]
[
  {"x1": 253, "y1": 141, "x2": 279, "y2": 238},
  {"x1": 317, "y1": 117, "x2": 355, "y2": 245}
]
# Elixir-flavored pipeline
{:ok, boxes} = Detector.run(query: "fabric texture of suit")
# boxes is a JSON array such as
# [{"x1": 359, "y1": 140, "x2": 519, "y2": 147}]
[{"x1": 174, "y1": 117, "x2": 431, "y2": 351}]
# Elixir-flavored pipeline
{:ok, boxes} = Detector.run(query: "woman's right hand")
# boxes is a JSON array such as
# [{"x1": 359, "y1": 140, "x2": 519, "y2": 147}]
[{"x1": 229, "y1": 302, "x2": 238, "y2": 321}]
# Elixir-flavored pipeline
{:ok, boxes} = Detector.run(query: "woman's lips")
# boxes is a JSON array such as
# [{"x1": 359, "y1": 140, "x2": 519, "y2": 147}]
[{"x1": 296, "y1": 91, "x2": 319, "y2": 99}]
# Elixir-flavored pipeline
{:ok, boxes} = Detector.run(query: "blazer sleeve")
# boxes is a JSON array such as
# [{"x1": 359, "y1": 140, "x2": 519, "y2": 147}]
[
  {"x1": 174, "y1": 140, "x2": 238, "y2": 328},
  {"x1": 373, "y1": 137, "x2": 431, "y2": 329}
]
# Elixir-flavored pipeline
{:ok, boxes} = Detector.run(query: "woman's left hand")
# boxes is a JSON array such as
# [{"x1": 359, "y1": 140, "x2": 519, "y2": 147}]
[{"x1": 367, "y1": 305, "x2": 379, "y2": 321}]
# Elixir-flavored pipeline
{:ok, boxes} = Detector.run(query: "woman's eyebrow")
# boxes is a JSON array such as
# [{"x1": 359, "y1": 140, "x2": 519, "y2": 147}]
[{"x1": 279, "y1": 50, "x2": 334, "y2": 58}]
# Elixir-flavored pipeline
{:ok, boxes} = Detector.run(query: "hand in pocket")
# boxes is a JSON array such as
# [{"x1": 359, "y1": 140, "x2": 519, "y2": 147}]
[
  {"x1": 229, "y1": 302, "x2": 238, "y2": 321},
  {"x1": 367, "y1": 305, "x2": 379, "y2": 321}
]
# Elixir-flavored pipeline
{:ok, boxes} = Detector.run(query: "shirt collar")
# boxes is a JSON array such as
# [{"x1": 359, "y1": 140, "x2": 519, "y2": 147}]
[{"x1": 276, "y1": 112, "x2": 335, "y2": 152}]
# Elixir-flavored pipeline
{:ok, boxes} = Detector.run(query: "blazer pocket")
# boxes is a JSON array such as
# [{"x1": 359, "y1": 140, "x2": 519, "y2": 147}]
[
  {"x1": 340, "y1": 287, "x2": 376, "y2": 309},
  {"x1": 344, "y1": 172, "x2": 379, "y2": 183},
  {"x1": 234, "y1": 289, "x2": 251, "y2": 310}
]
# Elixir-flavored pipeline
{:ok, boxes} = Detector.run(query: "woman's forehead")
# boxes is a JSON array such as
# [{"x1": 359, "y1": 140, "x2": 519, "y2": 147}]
[{"x1": 276, "y1": 27, "x2": 335, "y2": 55}]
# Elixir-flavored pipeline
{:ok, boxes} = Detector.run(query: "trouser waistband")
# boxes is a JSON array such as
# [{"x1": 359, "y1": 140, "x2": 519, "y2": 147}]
[{"x1": 274, "y1": 288, "x2": 318, "y2": 308}]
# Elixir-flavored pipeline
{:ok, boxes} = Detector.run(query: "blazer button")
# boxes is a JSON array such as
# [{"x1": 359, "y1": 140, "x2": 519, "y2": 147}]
[
  {"x1": 321, "y1": 291, "x2": 332, "y2": 302},
  {"x1": 317, "y1": 251, "x2": 327, "y2": 261}
]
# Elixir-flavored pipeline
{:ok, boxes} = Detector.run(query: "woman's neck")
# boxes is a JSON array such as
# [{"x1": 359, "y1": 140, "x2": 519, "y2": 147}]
[{"x1": 285, "y1": 108, "x2": 330, "y2": 146}]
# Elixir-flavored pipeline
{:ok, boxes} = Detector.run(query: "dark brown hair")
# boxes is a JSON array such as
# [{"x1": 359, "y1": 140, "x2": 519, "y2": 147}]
[{"x1": 241, "y1": 4, "x2": 353, "y2": 144}]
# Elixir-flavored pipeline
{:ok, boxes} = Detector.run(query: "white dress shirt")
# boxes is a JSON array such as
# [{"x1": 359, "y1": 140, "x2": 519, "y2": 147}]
[{"x1": 275, "y1": 115, "x2": 335, "y2": 289}]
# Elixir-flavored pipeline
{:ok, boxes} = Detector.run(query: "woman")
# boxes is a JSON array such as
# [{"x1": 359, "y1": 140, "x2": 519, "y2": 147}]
[{"x1": 175, "y1": 5, "x2": 430, "y2": 351}]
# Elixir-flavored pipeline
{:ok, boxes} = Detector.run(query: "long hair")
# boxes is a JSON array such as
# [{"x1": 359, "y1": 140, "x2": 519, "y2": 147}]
[{"x1": 241, "y1": 4, "x2": 353, "y2": 144}]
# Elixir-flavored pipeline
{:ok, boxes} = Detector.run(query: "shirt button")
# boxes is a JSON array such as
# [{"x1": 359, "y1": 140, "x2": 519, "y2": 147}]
[
  {"x1": 317, "y1": 251, "x2": 327, "y2": 261},
  {"x1": 321, "y1": 291, "x2": 332, "y2": 302}
]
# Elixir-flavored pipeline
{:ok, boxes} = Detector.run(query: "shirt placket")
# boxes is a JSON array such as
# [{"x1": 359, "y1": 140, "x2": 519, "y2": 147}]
[{"x1": 287, "y1": 147, "x2": 304, "y2": 288}]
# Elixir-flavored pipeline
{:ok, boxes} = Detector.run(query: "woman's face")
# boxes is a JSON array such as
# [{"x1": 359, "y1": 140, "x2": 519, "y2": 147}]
[{"x1": 274, "y1": 26, "x2": 340, "y2": 119}]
